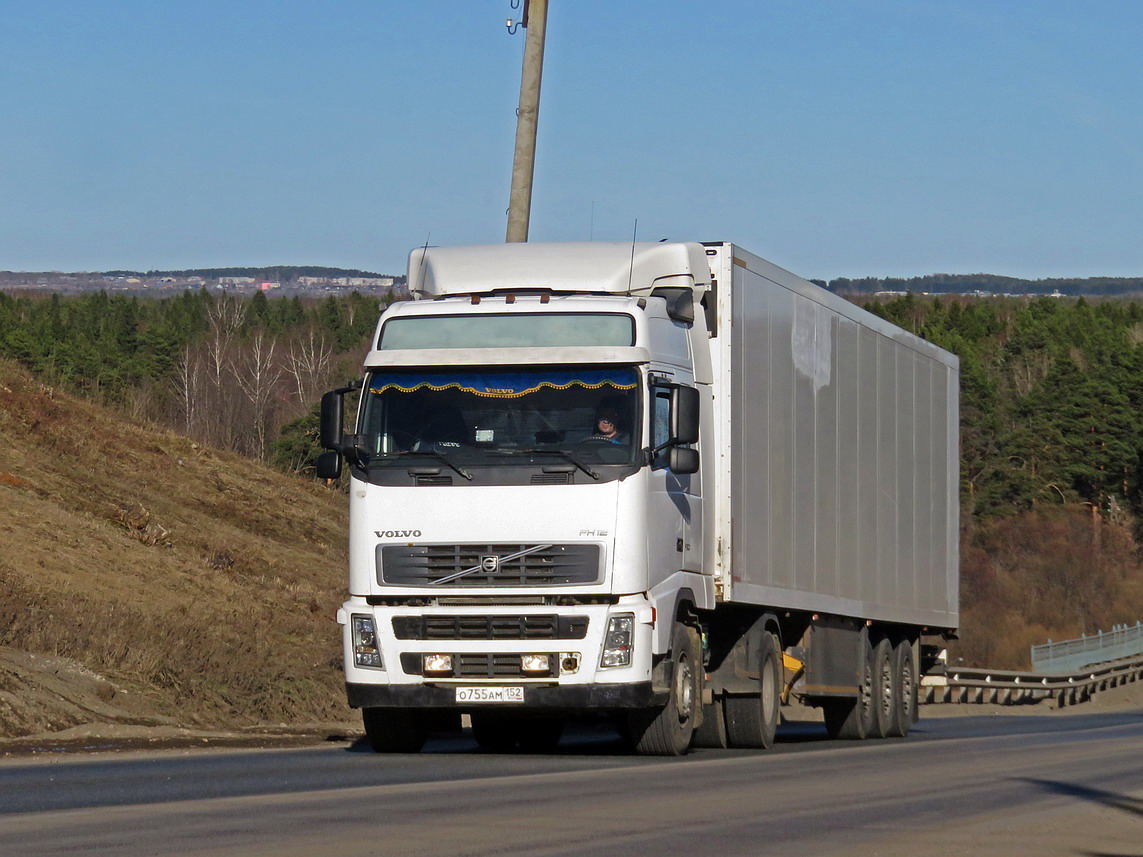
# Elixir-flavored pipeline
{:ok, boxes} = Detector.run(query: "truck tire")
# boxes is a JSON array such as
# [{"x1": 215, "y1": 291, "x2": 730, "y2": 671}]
[
  {"x1": 362, "y1": 707, "x2": 427, "y2": 753},
  {"x1": 887, "y1": 639, "x2": 916, "y2": 738},
  {"x1": 823, "y1": 636, "x2": 874, "y2": 740},
  {"x1": 724, "y1": 631, "x2": 781, "y2": 749},
  {"x1": 626, "y1": 622, "x2": 700, "y2": 756},
  {"x1": 693, "y1": 696, "x2": 729, "y2": 748},
  {"x1": 869, "y1": 637, "x2": 894, "y2": 738}
]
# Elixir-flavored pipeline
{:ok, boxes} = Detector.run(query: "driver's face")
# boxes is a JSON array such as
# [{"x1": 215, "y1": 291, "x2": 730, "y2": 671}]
[{"x1": 598, "y1": 418, "x2": 615, "y2": 434}]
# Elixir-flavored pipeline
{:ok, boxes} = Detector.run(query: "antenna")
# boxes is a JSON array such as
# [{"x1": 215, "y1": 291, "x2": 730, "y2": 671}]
[
  {"x1": 626, "y1": 218, "x2": 638, "y2": 294},
  {"x1": 412, "y1": 235, "x2": 431, "y2": 297}
]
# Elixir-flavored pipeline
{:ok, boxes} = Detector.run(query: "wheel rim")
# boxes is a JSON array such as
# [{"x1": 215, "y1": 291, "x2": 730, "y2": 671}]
[
  {"x1": 676, "y1": 654, "x2": 694, "y2": 725},
  {"x1": 879, "y1": 657, "x2": 893, "y2": 721},
  {"x1": 859, "y1": 660, "x2": 873, "y2": 718},
  {"x1": 762, "y1": 657, "x2": 777, "y2": 722},
  {"x1": 901, "y1": 658, "x2": 915, "y2": 717}
]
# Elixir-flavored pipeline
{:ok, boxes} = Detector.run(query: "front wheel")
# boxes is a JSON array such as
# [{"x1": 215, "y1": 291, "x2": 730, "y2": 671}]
[{"x1": 626, "y1": 622, "x2": 700, "y2": 756}]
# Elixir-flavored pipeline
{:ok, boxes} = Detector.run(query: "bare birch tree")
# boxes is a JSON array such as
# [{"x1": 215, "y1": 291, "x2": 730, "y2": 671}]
[
  {"x1": 231, "y1": 329, "x2": 283, "y2": 459},
  {"x1": 285, "y1": 328, "x2": 334, "y2": 405},
  {"x1": 197, "y1": 296, "x2": 248, "y2": 449},
  {"x1": 173, "y1": 343, "x2": 202, "y2": 434}
]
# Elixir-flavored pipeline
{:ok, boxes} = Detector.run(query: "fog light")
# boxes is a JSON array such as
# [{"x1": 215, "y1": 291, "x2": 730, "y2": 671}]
[
  {"x1": 423, "y1": 653, "x2": 454, "y2": 675},
  {"x1": 352, "y1": 615, "x2": 383, "y2": 669},
  {"x1": 521, "y1": 654, "x2": 551, "y2": 673},
  {"x1": 601, "y1": 614, "x2": 635, "y2": 668}
]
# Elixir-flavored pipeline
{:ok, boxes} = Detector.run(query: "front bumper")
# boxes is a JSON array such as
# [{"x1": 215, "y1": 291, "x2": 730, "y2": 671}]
[{"x1": 346, "y1": 680, "x2": 667, "y2": 711}]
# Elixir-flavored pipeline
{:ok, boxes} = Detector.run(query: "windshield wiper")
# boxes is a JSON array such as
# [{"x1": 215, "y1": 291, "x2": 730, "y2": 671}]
[
  {"x1": 508, "y1": 448, "x2": 600, "y2": 480},
  {"x1": 401, "y1": 448, "x2": 473, "y2": 481}
]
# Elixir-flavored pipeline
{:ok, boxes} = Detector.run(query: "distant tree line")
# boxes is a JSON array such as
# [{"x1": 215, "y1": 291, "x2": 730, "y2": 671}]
[
  {"x1": 826, "y1": 273, "x2": 1143, "y2": 297},
  {"x1": 0, "y1": 288, "x2": 391, "y2": 466}
]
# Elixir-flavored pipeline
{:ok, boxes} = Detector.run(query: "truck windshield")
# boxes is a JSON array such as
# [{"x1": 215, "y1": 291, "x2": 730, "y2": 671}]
[
  {"x1": 378, "y1": 313, "x2": 635, "y2": 349},
  {"x1": 358, "y1": 367, "x2": 640, "y2": 467}
]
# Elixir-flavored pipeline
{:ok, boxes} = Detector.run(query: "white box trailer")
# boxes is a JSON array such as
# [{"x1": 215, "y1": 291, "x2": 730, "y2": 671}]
[
  {"x1": 709, "y1": 245, "x2": 959, "y2": 624},
  {"x1": 319, "y1": 241, "x2": 959, "y2": 755}
]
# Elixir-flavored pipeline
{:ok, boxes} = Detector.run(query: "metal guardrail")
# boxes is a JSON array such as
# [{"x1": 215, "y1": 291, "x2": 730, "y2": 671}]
[
  {"x1": 921, "y1": 654, "x2": 1143, "y2": 708},
  {"x1": 1030, "y1": 621, "x2": 1143, "y2": 673}
]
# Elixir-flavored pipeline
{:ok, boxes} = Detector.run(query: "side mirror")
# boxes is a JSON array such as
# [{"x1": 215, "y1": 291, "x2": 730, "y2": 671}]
[
  {"x1": 318, "y1": 380, "x2": 362, "y2": 477},
  {"x1": 670, "y1": 385, "x2": 700, "y2": 445},
  {"x1": 320, "y1": 389, "x2": 345, "y2": 450},
  {"x1": 315, "y1": 450, "x2": 343, "y2": 480},
  {"x1": 668, "y1": 446, "x2": 699, "y2": 475}
]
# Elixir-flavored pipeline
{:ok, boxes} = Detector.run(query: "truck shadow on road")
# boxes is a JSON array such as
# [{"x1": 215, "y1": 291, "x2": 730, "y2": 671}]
[
  {"x1": 1015, "y1": 776, "x2": 1142, "y2": 820},
  {"x1": 1019, "y1": 775, "x2": 1143, "y2": 857},
  {"x1": 344, "y1": 719, "x2": 837, "y2": 756}
]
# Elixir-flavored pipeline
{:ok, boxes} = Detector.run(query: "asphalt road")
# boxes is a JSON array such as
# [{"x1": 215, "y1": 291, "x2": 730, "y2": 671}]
[{"x1": 2, "y1": 711, "x2": 1140, "y2": 856}]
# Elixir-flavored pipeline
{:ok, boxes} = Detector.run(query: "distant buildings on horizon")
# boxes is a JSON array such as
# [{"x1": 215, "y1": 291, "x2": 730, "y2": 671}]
[{"x1": 0, "y1": 271, "x2": 405, "y2": 297}]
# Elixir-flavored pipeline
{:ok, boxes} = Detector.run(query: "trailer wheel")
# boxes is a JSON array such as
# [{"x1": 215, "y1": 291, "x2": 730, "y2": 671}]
[
  {"x1": 887, "y1": 639, "x2": 916, "y2": 738},
  {"x1": 626, "y1": 622, "x2": 700, "y2": 756},
  {"x1": 362, "y1": 707, "x2": 427, "y2": 753},
  {"x1": 869, "y1": 638, "x2": 894, "y2": 738},
  {"x1": 823, "y1": 636, "x2": 874, "y2": 740},
  {"x1": 725, "y1": 631, "x2": 781, "y2": 749}
]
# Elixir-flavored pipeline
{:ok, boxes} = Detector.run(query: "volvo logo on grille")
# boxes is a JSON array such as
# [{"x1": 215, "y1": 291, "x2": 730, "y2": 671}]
[{"x1": 480, "y1": 555, "x2": 500, "y2": 573}]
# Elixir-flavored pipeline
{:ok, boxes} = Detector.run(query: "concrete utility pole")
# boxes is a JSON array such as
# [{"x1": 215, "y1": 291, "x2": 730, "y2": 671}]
[{"x1": 505, "y1": 0, "x2": 548, "y2": 243}]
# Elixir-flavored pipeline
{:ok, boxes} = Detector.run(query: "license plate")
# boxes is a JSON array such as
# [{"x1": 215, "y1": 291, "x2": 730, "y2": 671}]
[{"x1": 455, "y1": 686, "x2": 525, "y2": 703}]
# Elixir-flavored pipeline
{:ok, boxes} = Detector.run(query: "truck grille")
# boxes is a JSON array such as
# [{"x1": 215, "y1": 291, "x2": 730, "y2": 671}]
[
  {"x1": 392, "y1": 615, "x2": 589, "y2": 640},
  {"x1": 379, "y1": 544, "x2": 600, "y2": 587}
]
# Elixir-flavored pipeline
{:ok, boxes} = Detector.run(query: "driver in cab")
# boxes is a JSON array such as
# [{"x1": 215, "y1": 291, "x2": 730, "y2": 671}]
[{"x1": 589, "y1": 407, "x2": 627, "y2": 445}]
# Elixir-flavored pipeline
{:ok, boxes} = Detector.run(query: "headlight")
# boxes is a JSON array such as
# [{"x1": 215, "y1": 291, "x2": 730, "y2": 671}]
[
  {"x1": 423, "y1": 653, "x2": 454, "y2": 675},
  {"x1": 352, "y1": 615, "x2": 383, "y2": 669},
  {"x1": 521, "y1": 654, "x2": 551, "y2": 673},
  {"x1": 600, "y1": 614, "x2": 635, "y2": 668}
]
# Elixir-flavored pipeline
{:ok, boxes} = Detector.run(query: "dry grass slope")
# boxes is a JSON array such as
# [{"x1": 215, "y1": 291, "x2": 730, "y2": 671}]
[{"x1": 0, "y1": 360, "x2": 352, "y2": 738}]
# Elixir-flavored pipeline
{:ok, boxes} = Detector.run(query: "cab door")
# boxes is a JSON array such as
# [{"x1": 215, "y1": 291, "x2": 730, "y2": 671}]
[{"x1": 648, "y1": 379, "x2": 703, "y2": 582}]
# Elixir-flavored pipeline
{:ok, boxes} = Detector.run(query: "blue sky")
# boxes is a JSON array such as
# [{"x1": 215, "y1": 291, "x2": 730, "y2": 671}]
[{"x1": 2, "y1": 1, "x2": 1141, "y2": 280}]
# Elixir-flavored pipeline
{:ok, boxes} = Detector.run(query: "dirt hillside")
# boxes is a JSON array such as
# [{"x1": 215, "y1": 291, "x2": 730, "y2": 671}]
[{"x1": 0, "y1": 360, "x2": 355, "y2": 742}]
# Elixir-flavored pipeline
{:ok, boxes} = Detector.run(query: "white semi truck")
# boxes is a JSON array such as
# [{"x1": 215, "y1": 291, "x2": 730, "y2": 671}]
[{"x1": 318, "y1": 241, "x2": 959, "y2": 755}]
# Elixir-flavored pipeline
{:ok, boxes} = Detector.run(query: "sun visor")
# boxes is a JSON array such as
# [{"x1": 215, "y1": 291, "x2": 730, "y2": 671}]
[
  {"x1": 407, "y1": 242, "x2": 713, "y2": 297},
  {"x1": 368, "y1": 368, "x2": 639, "y2": 398}
]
